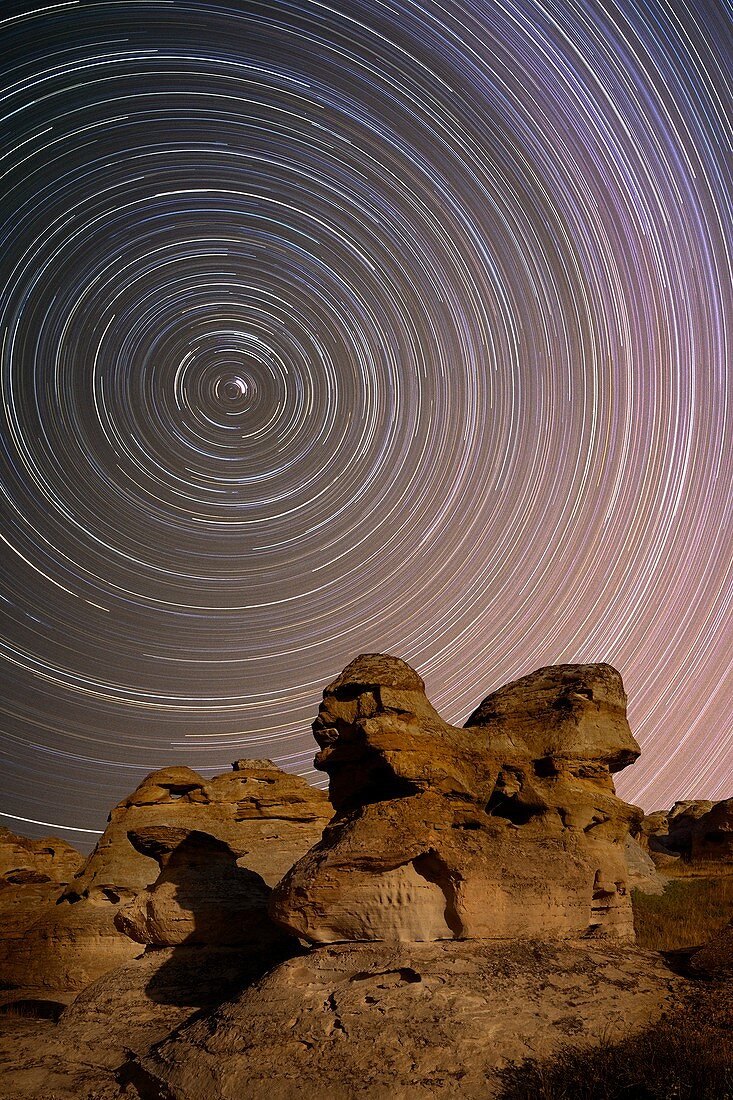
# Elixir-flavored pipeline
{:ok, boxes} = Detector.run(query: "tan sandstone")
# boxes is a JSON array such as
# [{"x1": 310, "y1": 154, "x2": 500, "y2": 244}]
[
  {"x1": 1, "y1": 761, "x2": 330, "y2": 992},
  {"x1": 131, "y1": 939, "x2": 681, "y2": 1100},
  {"x1": 271, "y1": 655, "x2": 642, "y2": 944}
]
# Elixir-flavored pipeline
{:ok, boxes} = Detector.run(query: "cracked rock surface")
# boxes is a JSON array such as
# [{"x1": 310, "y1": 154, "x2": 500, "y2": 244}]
[{"x1": 132, "y1": 939, "x2": 681, "y2": 1100}]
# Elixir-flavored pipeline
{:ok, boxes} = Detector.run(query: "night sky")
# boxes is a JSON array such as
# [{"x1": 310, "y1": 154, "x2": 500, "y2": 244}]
[{"x1": 1, "y1": 0, "x2": 730, "y2": 850}]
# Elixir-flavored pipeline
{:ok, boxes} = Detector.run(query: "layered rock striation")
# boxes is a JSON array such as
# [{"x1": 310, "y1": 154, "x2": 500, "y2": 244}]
[
  {"x1": 0, "y1": 829, "x2": 83, "y2": 886},
  {"x1": 0, "y1": 829, "x2": 84, "y2": 989},
  {"x1": 0, "y1": 761, "x2": 330, "y2": 993},
  {"x1": 271, "y1": 654, "x2": 643, "y2": 943}
]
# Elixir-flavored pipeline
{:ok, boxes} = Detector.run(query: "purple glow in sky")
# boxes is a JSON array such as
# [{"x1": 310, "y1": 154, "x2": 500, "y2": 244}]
[{"x1": 0, "y1": 0, "x2": 730, "y2": 847}]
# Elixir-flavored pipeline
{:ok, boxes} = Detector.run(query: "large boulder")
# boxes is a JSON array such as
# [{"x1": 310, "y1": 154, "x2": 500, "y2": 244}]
[
  {"x1": 2, "y1": 761, "x2": 330, "y2": 992},
  {"x1": 271, "y1": 655, "x2": 642, "y2": 944}
]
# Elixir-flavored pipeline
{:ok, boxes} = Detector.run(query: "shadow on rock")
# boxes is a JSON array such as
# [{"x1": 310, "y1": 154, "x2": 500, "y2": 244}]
[{"x1": 113, "y1": 827, "x2": 301, "y2": 1008}]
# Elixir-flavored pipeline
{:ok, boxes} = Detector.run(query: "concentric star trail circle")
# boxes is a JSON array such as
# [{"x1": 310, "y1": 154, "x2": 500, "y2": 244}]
[{"x1": 0, "y1": 0, "x2": 730, "y2": 845}]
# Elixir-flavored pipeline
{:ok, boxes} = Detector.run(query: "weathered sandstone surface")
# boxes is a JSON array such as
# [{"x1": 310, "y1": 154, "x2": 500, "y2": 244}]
[
  {"x1": 114, "y1": 827, "x2": 287, "y2": 949},
  {"x1": 0, "y1": 761, "x2": 330, "y2": 993},
  {"x1": 0, "y1": 945, "x2": 286, "y2": 1100},
  {"x1": 271, "y1": 655, "x2": 643, "y2": 943},
  {"x1": 0, "y1": 937, "x2": 684, "y2": 1100},
  {"x1": 0, "y1": 830, "x2": 84, "y2": 990},
  {"x1": 131, "y1": 939, "x2": 681, "y2": 1100},
  {"x1": 0, "y1": 829, "x2": 83, "y2": 885},
  {"x1": 0, "y1": 654, "x2": 726, "y2": 1100}
]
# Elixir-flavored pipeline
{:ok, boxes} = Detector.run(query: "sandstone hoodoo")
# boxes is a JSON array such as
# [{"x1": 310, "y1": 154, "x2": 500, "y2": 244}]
[
  {"x1": 0, "y1": 829, "x2": 83, "y2": 886},
  {"x1": 0, "y1": 829, "x2": 84, "y2": 992},
  {"x1": 2, "y1": 656, "x2": 728, "y2": 1100},
  {"x1": 270, "y1": 654, "x2": 643, "y2": 943},
  {"x1": 114, "y1": 826, "x2": 289, "y2": 950},
  {"x1": 0, "y1": 760, "x2": 331, "y2": 994},
  {"x1": 640, "y1": 797, "x2": 733, "y2": 869}
]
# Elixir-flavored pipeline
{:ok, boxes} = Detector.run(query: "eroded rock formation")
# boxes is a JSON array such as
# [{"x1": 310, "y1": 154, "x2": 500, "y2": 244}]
[
  {"x1": 271, "y1": 654, "x2": 642, "y2": 943},
  {"x1": 641, "y1": 798, "x2": 733, "y2": 870},
  {"x1": 0, "y1": 829, "x2": 83, "y2": 885},
  {"x1": 0, "y1": 829, "x2": 84, "y2": 991},
  {"x1": 2, "y1": 654, "x2": 726, "y2": 1100},
  {"x1": 115, "y1": 827, "x2": 286, "y2": 949},
  {"x1": 130, "y1": 940, "x2": 681, "y2": 1100},
  {"x1": 630, "y1": 798, "x2": 733, "y2": 948},
  {"x1": 0, "y1": 761, "x2": 330, "y2": 992}
]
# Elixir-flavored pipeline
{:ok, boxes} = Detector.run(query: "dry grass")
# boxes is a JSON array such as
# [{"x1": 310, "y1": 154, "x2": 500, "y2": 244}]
[
  {"x1": 498, "y1": 980, "x2": 733, "y2": 1100},
  {"x1": 632, "y1": 875, "x2": 733, "y2": 951}
]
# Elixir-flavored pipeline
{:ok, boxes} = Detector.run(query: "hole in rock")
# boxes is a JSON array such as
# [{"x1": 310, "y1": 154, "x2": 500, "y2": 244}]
[
  {"x1": 486, "y1": 792, "x2": 539, "y2": 825},
  {"x1": 413, "y1": 853, "x2": 464, "y2": 938},
  {"x1": 162, "y1": 783, "x2": 201, "y2": 800}
]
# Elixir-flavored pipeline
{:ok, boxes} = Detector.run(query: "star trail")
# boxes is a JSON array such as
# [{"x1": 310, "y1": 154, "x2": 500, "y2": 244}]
[{"x1": 0, "y1": 0, "x2": 730, "y2": 846}]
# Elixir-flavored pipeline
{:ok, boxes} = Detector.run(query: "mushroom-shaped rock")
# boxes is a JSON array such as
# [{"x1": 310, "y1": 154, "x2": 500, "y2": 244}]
[
  {"x1": 466, "y1": 663, "x2": 639, "y2": 772},
  {"x1": 3, "y1": 761, "x2": 330, "y2": 993},
  {"x1": 313, "y1": 653, "x2": 497, "y2": 812},
  {"x1": 271, "y1": 656, "x2": 642, "y2": 945}
]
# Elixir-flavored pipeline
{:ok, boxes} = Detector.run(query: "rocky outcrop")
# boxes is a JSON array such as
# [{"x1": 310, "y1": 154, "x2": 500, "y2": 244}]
[
  {"x1": 0, "y1": 945, "x2": 282, "y2": 1100},
  {"x1": 631, "y1": 799, "x2": 733, "y2": 949},
  {"x1": 624, "y1": 835, "x2": 665, "y2": 894},
  {"x1": 690, "y1": 799, "x2": 733, "y2": 863},
  {"x1": 0, "y1": 937, "x2": 682, "y2": 1100},
  {"x1": 271, "y1": 655, "x2": 642, "y2": 944},
  {"x1": 0, "y1": 830, "x2": 85, "y2": 994},
  {"x1": 0, "y1": 830, "x2": 84, "y2": 938},
  {"x1": 131, "y1": 939, "x2": 680, "y2": 1100},
  {"x1": 635, "y1": 798, "x2": 733, "y2": 877},
  {"x1": 115, "y1": 827, "x2": 287, "y2": 949},
  {"x1": 1, "y1": 653, "x2": 726, "y2": 1100},
  {"x1": 0, "y1": 829, "x2": 83, "y2": 886},
  {"x1": 67, "y1": 759, "x2": 331, "y2": 901},
  {"x1": 1, "y1": 762, "x2": 330, "y2": 992}
]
